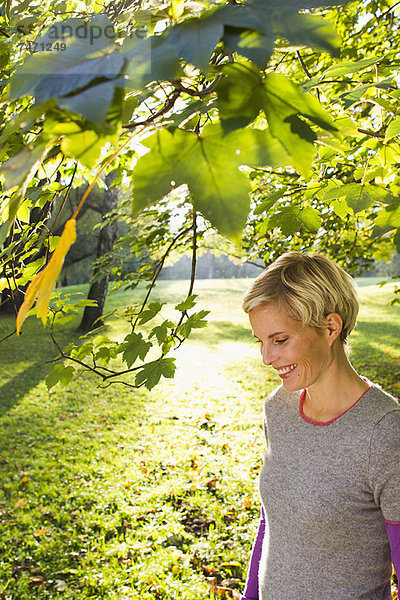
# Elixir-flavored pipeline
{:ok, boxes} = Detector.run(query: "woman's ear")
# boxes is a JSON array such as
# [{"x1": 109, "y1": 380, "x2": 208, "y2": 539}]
[{"x1": 325, "y1": 312, "x2": 343, "y2": 343}]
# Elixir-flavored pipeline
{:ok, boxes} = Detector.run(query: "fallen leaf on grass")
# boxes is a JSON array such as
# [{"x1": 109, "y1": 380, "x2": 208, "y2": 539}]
[
  {"x1": 14, "y1": 498, "x2": 27, "y2": 508},
  {"x1": 242, "y1": 495, "x2": 253, "y2": 509},
  {"x1": 29, "y1": 576, "x2": 44, "y2": 586},
  {"x1": 55, "y1": 580, "x2": 67, "y2": 592},
  {"x1": 33, "y1": 528, "x2": 48, "y2": 537}
]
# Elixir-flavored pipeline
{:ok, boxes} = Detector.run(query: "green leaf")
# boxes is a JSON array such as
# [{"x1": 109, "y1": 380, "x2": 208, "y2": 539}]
[
  {"x1": 228, "y1": 127, "x2": 292, "y2": 169},
  {"x1": 57, "y1": 80, "x2": 120, "y2": 128},
  {"x1": 223, "y1": 28, "x2": 274, "y2": 70},
  {"x1": 264, "y1": 73, "x2": 337, "y2": 131},
  {"x1": 34, "y1": 54, "x2": 124, "y2": 104},
  {"x1": 253, "y1": 188, "x2": 287, "y2": 215},
  {"x1": 166, "y1": 14, "x2": 224, "y2": 72},
  {"x1": 344, "y1": 184, "x2": 373, "y2": 214},
  {"x1": 70, "y1": 342, "x2": 94, "y2": 361},
  {"x1": 118, "y1": 332, "x2": 152, "y2": 368},
  {"x1": 322, "y1": 56, "x2": 382, "y2": 79},
  {"x1": 298, "y1": 206, "x2": 322, "y2": 231},
  {"x1": 268, "y1": 206, "x2": 302, "y2": 235},
  {"x1": 135, "y1": 358, "x2": 176, "y2": 390},
  {"x1": 122, "y1": 35, "x2": 181, "y2": 88},
  {"x1": 337, "y1": 79, "x2": 393, "y2": 110},
  {"x1": 325, "y1": 183, "x2": 379, "y2": 214},
  {"x1": 274, "y1": 12, "x2": 340, "y2": 57},
  {"x1": 373, "y1": 199, "x2": 400, "y2": 237},
  {"x1": 262, "y1": 107, "x2": 315, "y2": 177},
  {"x1": 46, "y1": 364, "x2": 75, "y2": 390},
  {"x1": 209, "y1": 3, "x2": 274, "y2": 69},
  {"x1": 0, "y1": 142, "x2": 49, "y2": 245},
  {"x1": 210, "y1": 4, "x2": 269, "y2": 33},
  {"x1": 44, "y1": 120, "x2": 115, "y2": 169},
  {"x1": 74, "y1": 299, "x2": 99, "y2": 308},
  {"x1": 137, "y1": 302, "x2": 163, "y2": 324},
  {"x1": 394, "y1": 229, "x2": 400, "y2": 254},
  {"x1": 331, "y1": 198, "x2": 351, "y2": 219},
  {"x1": 132, "y1": 125, "x2": 252, "y2": 242},
  {"x1": 323, "y1": 183, "x2": 357, "y2": 200},
  {"x1": 95, "y1": 345, "x2": 118, "y2": 364},
  {"x1": 11, "y1": 17, "x2": 123, "y2": 101},
  {"x1": 249, "y1": 0, "x2": 348, "y2": 9},
  {"x1": 262, "y1": 74, "x2": 336, "y2": 176},
  {"x1": 177, "y1": 310, "x2": 210, "y2": 338},
  {"x1": 60, "y1": 128, "x2": 104, "y2": 169},
  {"x1": 175, "y1": 294, "x2": 198, "y2": 311},
  {"x1": 0, "y1": 143, "x2": 47, "y2": 192},
  {"x1": 385, "y1": 117, "x2": 400, "y2": 141},
  {"x1": 216, "y1": 61, "x2": 265, "y2": 134},
  {"x1": 150, "y1": 320, "x2": 175, "y2": 345}
]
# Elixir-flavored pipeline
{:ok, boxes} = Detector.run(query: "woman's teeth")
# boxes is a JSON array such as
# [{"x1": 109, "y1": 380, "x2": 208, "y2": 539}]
[{"x1": 277, "y1": 364, "x2": 297, "y2": 375}]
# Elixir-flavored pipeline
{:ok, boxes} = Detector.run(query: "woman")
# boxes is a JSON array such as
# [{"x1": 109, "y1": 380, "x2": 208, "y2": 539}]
[{"x1": 241, "y1": 252, "x2": 400, "y2": 600}]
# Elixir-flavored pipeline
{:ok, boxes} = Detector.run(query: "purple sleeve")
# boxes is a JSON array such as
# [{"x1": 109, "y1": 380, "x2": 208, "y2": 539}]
[
  {"x1": 241, "y1": 506, "x2": 266, "y2": 600},
  {"x1": 385, "y1": 520, "x2": 400, "y2": 577}
]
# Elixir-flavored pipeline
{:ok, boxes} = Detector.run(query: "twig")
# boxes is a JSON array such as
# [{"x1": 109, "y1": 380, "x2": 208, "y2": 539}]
[
  {"x1": 4, "y1": 273, "x2": 18, "y2": 317},
  {"x1": 381, "y1": 1, "x2": 400, "y2": 18},
  {"x1": 174, "y1": 211, "x2": 198, "y2": 337},
  {"x1": 123, "y1": 90, "x2": 181, "y2": 130},
  {"x1": 187, "y1": 211, "x2": 197, "y2": 298},
  {"x1": 0, "y1": 329, "x2": 16, "y2": 343},
  {"x1": 296, "y1": 50, "x2": 312, "y2": 79},
  {"x1": 133, "y1": 225, "x2": 193, "y2": 330},
  {"x1": 173, "y1": 77, "x2": 221, "y2": 98},
  {"x1": 48, "y1": 162, "x2": 78, "y2": 234},
  {"x1": 357, "y1": 128, "x2": 385, "y2": 139}
]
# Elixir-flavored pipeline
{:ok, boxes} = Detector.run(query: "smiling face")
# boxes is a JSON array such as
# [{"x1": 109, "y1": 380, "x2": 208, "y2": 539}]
[{"x1": 249, "y1": 302, "x2": 339, "y2": 393}]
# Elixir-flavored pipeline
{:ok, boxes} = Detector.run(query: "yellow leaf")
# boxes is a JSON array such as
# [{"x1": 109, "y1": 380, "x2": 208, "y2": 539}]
[
  {"x1": 16, "y1": 219, "x2": 76, "y2": 334},
  {"x1": 171, "y1": 0, "x2": 184, "y2": 21}
]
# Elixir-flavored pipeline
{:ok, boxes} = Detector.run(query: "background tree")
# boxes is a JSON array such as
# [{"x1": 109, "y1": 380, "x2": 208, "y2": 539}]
[{"x1": 79, "y1": 171, "x2": 120, "y2": 331}]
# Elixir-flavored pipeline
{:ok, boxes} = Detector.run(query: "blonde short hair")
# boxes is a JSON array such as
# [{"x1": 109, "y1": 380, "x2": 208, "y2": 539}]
[{"x1": 242, "y1": 251, "x2": 359, "y2": 343}]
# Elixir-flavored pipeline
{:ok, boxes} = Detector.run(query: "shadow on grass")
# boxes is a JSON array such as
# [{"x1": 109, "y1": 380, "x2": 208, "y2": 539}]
[
  {"x1": 191, "y1": 320, "x2": 251, "y2": 346},
  {"x1": 0, "y1": 315, "x2": 83, "y2": 417},
  {"x1": 349, "y1": 320, "x2": 400, "y2": 395}
]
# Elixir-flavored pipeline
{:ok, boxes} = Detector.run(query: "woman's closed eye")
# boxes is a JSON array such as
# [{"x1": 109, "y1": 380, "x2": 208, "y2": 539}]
[{"x1": 274, "y1": 338, "x2": 288, "y2": 344}]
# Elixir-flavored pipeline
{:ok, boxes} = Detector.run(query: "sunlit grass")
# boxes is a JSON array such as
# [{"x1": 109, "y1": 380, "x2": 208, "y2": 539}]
[{"x1": 0, "y1": 279, "x2": 398, "y2": 599}]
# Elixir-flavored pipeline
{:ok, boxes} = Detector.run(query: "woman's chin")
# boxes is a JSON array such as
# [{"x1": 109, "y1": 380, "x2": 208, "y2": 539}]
[{"x1": 281, "y1": 377, "x2": 303, "y2": 392}]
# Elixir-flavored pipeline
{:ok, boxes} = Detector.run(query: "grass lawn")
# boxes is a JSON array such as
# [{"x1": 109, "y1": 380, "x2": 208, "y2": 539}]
[{"x1": 0, "y1": 279, "x2": 399, "y2": 599}]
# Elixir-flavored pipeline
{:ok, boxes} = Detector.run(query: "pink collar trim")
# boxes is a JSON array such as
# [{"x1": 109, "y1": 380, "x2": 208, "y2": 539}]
[{"x1": 299, "y1": 384, "x2": 373, "y2": 426}]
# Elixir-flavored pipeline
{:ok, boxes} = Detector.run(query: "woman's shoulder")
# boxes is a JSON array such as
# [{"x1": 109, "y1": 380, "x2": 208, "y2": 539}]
[
  {"x1": 357, "y1": 381, "x2": 400, "y2": 433},
  {"x1": 365, "y1": 380, "x2": 399, "y2": 413}
]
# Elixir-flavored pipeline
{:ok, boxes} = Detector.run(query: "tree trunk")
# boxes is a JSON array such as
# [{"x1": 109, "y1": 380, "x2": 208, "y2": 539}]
[{"x1": 79, "y1": 173, "x2": 119, "y2": 332}]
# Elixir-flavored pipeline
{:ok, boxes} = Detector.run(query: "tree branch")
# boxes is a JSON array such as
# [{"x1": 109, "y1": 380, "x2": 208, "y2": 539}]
[
  {"x1": 123, "y1": 89, "x2": 181, "y2": 130},
  {"x1": 133, "y1": 225, "x2": 194, "y2": 330},
  {"x1": 296, "y1": 50, "x2": 312, "y2": 79}
]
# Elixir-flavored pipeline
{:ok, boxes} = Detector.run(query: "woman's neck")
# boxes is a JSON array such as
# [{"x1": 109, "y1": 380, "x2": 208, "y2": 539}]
[{"x1": 303, "y1": 344, "x2": 370, "y2": 423}]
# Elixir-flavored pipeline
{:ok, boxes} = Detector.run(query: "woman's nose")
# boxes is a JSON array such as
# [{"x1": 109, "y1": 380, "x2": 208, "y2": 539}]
[{"x1": 261, "y1": 342, "x2": 275, "y2": 366}]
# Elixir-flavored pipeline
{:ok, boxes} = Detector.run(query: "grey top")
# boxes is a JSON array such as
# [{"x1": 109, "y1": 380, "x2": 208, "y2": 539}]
[{"x1": 258, "y1": 382, "x2": 400, "y2": 600}]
